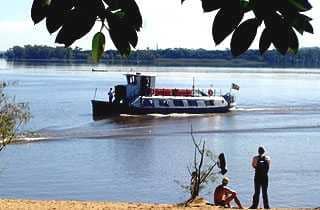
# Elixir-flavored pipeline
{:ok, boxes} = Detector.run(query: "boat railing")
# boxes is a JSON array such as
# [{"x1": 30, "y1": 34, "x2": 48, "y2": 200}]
[
  {"x1": 93, "y1": 87, "x2": 231, "y2": 102},
  {"x1": 149, "y1": 88, "x2": 226, "y2": 97},
  {"x1": 151, "y1": 88, "x2": 193, "y2": 97}
]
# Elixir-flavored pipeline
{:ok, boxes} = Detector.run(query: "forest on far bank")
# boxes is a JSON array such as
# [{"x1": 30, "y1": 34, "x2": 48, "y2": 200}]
[{"x1": 2, "y1": 45, "x2": 320, "y2": 68}]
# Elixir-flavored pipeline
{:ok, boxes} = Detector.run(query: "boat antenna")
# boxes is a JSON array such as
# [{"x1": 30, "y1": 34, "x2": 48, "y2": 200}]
[
  {"x1": 192, "y1": 77, "x2": 195, "y2": 97},
  {"x1": 93, "y1": 88, "x2": 97, "y2": 100}
]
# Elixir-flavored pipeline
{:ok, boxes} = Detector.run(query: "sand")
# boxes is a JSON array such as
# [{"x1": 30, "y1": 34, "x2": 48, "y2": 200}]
[{"x1": 0, "y1": 198, "x2": 317, "y2": 210}]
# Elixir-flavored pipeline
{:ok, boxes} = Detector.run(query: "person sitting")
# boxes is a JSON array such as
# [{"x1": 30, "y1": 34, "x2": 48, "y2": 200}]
[{"x1": 214, "y1": 177, "x2": 243, "y2": 209}]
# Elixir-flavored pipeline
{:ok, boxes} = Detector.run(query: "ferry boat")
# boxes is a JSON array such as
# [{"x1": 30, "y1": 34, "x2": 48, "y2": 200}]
[{"x1": 91, "y1": 73, "x2": 238, "y2": 119}]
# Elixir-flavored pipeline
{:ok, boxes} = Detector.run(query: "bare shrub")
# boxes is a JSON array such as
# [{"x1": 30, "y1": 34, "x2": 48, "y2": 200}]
[{"x1": 176, "y1": 127, "x2": 227, "y2": 206}]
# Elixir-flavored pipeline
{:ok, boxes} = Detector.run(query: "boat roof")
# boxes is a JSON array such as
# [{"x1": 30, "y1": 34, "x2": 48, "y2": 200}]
[
  {"x1": 142, "y1": 95, "x2": 224, "y2": 100},
  {"x1": 124, "y1": 72, "x2": 156, "y2": 77}
]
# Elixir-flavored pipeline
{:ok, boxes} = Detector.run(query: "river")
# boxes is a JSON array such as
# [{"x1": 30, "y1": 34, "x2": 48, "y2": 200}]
[{"x1": 0, "y1": 60, "x2": 319, "y2": 208}]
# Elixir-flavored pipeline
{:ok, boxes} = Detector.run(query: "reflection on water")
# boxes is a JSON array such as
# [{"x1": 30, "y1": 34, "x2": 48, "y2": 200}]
[{"x1": 0, "y1": 61, "x2": 320, "y2": 207}]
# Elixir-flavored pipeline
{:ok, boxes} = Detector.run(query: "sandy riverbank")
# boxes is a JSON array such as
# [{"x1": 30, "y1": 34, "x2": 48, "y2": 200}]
[{"x1": 0, "y1": 198, "x2": 318, "y2": 210}]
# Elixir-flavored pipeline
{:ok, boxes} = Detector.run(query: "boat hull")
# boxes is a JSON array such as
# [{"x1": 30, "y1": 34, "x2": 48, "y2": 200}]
[
  {"x1": 92, "y1": 100, "x2": 232, "y2": 120},
  {"x1": 91, "y1": 100, "x2": 128, "y2": 120},
  {"x1": 130, "y1": 106, "x2": 230, "y2": 115}
]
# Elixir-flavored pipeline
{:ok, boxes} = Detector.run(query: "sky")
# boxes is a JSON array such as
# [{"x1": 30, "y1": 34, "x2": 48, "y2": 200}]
[{"x1": 0, "y1": 0, "x2": 319, "y2": 51}]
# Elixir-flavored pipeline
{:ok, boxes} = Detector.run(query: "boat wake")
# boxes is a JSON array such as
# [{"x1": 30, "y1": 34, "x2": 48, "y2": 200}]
[
  {"x1": 236, "y1": 106, "x2": 320, "y2": 114},
  {"x1": 13, "y1": 136, "x2": 55, "y2": 144},
  {"x1": 14, "y1": 123, "x2": 320, "y2": 144},
  {"x1": 121, "y1": 113, "x2": 215, "y2": 118}
]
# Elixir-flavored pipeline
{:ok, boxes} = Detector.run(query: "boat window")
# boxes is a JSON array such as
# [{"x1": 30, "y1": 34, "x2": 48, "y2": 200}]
[
  {"x1": 197, "y1": 101, "x2": 205, "y2": 107},
  {"x1": 173, "y1": 100, "x2": 184, "y2": 107},
  {"x1": 159, "y1": 99, "x2": 169, "y2": 107},
  {"x1": 142, "y1": 99, "x2": 154, "y2": 107},
  {"x1": 187, "y1": 100, "x2": 197, "y2": 106},
  {"x1": 126, "y1": 75, "x2": 137, "y2": 85},
  {"x1": 142, "y1": 76, "x2": 151, "y2": 88},
  {"x1": 205, "y1": 100, "x2": 215, "y2": 106}
]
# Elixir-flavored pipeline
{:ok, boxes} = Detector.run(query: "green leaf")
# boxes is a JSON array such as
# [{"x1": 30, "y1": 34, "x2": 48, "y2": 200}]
[
  {"x1": 231, "y1": 18, "x2": 259, "y2": 56},
  {"x1": 288, "y1": 0, "x2": 312, "y2": 12},
  {"x1": 55, "y1": 9, "x2": 96, "y2": 47},
  {"x1": 122, "y1": 0, "x2": 143, "y2": 32},
  {"x1": 201, "y1": 0, "x2": 224, "y2": 12},
  {"x1": 259, "y1": 28, "x2": 272, "y2": 54},
  {"x1": 290, "y1": 14, "x2": 313, "y2": 34},
  {"x1": 105, "y1": 0, "x2": 142, "y2": 31},
  {"x1": 114, "y1": 11, "x2": 138, "y2": 47},
  {"x1": 240, "y1": 0, "x2": 251, "y2": 13},
  {"x1": 106, "y1": 11, "x2": 138, "y2": 56},
  {"x1": 31, "y1": 0, "x2": 51, "y2": 24},
  {"x1": 251, "y1": 0, "x2": 274, "y2": 21},
  {"x1": 266, "y1": 13, "x2": 290, "y2": 55},
  {"x1": 46, "y1": 0, "x2": 74, "y2": 34},
  {"x1": 92, "y1": 32, "x2": 106, "y2": 63},
  {"x1": 212, "y1": 6, "x2": 243, "y2": 45},
  {"x1": 109, "y1": 29, "x2": 131, "y2": 57},
  {"x1": 288, "y1": 28, "x2": 299, "y2": 54},
  {"x1": 75, "y1": 0, "x2": 105, "y2": 21}
]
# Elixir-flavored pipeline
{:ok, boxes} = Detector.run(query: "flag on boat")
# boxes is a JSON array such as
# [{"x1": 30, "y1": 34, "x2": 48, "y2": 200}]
[{"x1": 231, "y1": 83, "x2": 240, "y2": 90}]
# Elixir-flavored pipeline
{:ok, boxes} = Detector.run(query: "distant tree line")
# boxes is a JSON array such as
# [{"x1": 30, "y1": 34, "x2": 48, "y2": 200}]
[
  {"x1": 3, "y1": 45, "x2": 320, "y2": 68},
  {"x1": 4, "y1": 45, "x2": 88, "y2": 60}
]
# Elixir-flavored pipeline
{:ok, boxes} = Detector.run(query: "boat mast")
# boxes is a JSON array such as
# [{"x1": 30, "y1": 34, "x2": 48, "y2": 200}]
[{"x1": 192, "y1": 77, "x2": 195, "y2": 97}]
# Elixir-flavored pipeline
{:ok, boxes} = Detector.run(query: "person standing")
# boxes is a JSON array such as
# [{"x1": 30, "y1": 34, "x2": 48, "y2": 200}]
[
  {"x1": 108, "y1": 88, "x2": 114, "y2": 103},
  {"x1": 249, "y1": 146, "x2": 271, "y2": 209}
]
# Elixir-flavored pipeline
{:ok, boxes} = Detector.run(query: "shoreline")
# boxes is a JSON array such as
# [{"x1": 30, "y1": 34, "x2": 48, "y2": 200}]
[
  {"x1": 2, "y1": 58, "x2": 320, "y2": 75},
  {"x1": 3, "y1": 58, "x2": 320, "y2": 69},
  {"x1": 0, "y1": 199, "x2": 317, "y2": 210}
]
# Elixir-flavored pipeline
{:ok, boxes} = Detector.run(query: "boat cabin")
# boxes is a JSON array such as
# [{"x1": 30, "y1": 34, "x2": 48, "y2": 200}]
[{"x1": 114, "y1": 73, "x2": 156, "y2": 103}]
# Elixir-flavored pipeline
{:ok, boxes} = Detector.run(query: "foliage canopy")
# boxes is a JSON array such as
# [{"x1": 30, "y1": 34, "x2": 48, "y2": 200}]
[{"x1": 31, "y1": 0, "x2": 313, "y2": 62}]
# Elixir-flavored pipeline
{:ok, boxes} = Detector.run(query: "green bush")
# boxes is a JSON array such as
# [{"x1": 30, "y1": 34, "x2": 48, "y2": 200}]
[{"x1": 0, "y1": 82, "x2": 31, "y2": 151}]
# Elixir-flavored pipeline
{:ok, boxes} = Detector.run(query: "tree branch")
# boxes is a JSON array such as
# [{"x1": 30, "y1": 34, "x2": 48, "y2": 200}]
[
  {"x1": 200, "y1": 162, "x2": 217, "y2": 184},
  {"x1": 187, "y1": 165, "x2": 192, "y2": 177}
]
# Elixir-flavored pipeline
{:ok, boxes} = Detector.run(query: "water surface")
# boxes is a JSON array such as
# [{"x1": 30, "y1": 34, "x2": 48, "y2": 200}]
[{"x1": 0, "y1": 60, "x2": 319, "y2": 208}]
